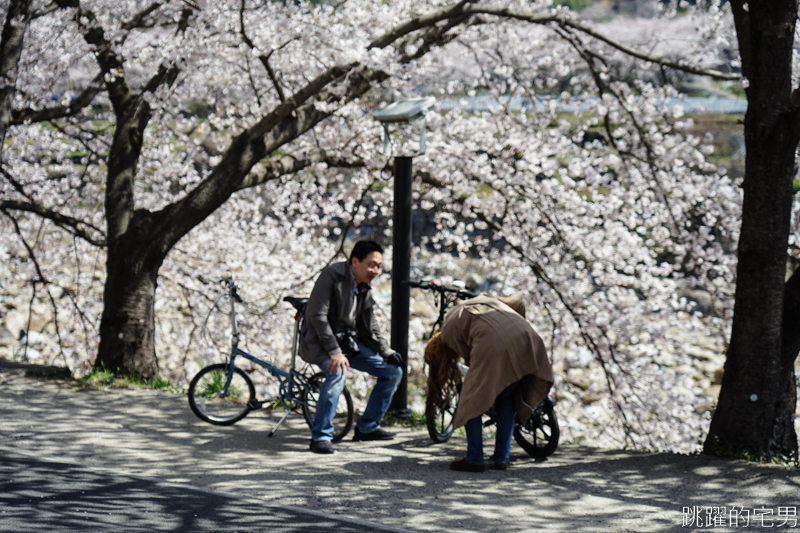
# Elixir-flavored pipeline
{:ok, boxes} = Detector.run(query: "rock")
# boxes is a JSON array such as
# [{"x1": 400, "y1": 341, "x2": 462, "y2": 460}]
[
  {"x1": 464, "y1": 273, "x2": 482, "y2": 291},
  {"x1": 685, "y1": 345, "x2": 717, "y2": 361},
  {"x1": 680, "y1": 288, "x2": 714, "y2": 315},
  {"x1": 703, "y1": 384, "x2": 721, "y2": 400},
  {"x1": 576, "y1": 346, "x2": 594, "y2": 368},
  {"x1": 713, "y1": 368, "x2": 724, "y2": 384},
  {"x1": 565, "y1": 370, "x2": 591, "y2": 391},
  {"x1": 2, "y1": 311, "x2": 27, "y2": 339},
  {"x1": 28, "y1": 314, "x2": 49, "y2": 332},
  {"x1": 695, "y1": 400, "x2": 715, "y2": 415},
  {"x1": 653, "y1": 353, "x2": 676, "y2": 367},
  {"x1": 410, "y1": 299, "x2": 436, "y2": 318},
  {"x1": 15, "y1": 346, "x2": 43, "y2": 361},
  {"x1": 22, "y1": 331, "x2": 47, "y2": 346},
  {"x1": 47, "y1": 285, "x2": 64, "y2": 299},
  {"x1": 581, "y1": 392, "x2": 600, "y2": 405}
]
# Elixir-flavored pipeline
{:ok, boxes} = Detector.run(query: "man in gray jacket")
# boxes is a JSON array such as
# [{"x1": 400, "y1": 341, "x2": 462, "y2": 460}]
[{"x1": 299, "y1": 240, "x2": 403, "y2": 454}]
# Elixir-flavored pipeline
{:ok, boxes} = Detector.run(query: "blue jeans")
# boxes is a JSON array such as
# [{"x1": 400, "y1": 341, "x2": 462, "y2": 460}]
[
  {"x1": 311, "y1": 341, "x2": 403, "y2": 442},
  {"x1": 464, "y1": 381, "x2": 519, "y2": 466}
]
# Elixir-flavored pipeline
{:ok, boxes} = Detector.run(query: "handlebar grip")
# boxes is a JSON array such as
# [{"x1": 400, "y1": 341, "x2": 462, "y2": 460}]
[
  {"x1": 231, "y1": 290, "x2": 243, "y2": 303},
  {"x1": 404, "y1": 280, "x2": 432, "y2": 289}
]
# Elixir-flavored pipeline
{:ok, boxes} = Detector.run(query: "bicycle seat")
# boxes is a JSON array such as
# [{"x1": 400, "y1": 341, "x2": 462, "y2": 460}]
[{"x1": 283, "y1": 296, "x2": 308, "y2": 313}]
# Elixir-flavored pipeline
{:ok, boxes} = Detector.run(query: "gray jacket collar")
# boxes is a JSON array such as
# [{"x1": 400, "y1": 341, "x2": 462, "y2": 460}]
[{"x1": 331, "y1": 260, "x2": 372, "y2": 296}]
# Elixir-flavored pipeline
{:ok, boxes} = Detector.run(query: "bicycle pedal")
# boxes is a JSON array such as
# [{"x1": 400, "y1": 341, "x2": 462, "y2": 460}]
[{"x1": 247, "y1": 399, "x2": 263, "y2": 409}]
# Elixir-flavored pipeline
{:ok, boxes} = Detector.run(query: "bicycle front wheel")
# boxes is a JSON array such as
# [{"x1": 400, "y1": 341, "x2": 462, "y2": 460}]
[
  {"x1": 301, "y1": 372, "x2": 354, "y2": 442},
  {"x1": 188, "y1": 364, "x2": 255, "y2": 425}
]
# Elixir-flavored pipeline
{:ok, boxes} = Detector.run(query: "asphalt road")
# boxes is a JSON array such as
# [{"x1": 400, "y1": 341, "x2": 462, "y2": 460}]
[{"x1": 0, "y1": 448, "x2": 413, "y2": 533}]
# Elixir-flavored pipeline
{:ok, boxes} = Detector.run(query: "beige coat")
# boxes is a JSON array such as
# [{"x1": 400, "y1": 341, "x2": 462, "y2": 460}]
[{"x1": 440, "y1": 294, "x2": 554, "y2": 429}]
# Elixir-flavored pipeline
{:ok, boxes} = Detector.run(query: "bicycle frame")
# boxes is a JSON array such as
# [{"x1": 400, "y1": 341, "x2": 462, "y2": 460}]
[{"x1": 218, "y1": 278, "x2": 312, "y2": 434}]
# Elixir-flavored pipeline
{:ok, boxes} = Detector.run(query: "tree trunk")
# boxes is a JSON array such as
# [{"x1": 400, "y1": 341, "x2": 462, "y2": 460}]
[
  {"x1": 705, "y1": 1, "x2": 799, "y2": 458},
  {"x1": 96, "y1": 210, "x2": 167, "y2": 378},
  {"x1": 97, "y1": 253, "x2": 160, "y2": 378}
]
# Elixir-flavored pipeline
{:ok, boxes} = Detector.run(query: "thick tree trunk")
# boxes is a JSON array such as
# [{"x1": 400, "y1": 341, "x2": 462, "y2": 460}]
[
  {"x1": 97, "y1": 246, "x2": 161, "y2": 377},
  {"x1": 705, "y1": 1, "x2": 799, "y2": 458},
  {"x1": 96, "y1": 209, "x2": 168, "y2": 378}
]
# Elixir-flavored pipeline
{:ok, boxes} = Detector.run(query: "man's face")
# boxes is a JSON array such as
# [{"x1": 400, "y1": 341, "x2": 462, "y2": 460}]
[{"x1": 351, "y1": 251, "x2": 383, "y2": 285}]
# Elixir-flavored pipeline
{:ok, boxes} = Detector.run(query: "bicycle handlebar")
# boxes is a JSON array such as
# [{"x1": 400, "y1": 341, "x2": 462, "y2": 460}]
[
  {"x1": 220, "y1": 276, "x2": 243, "y2": 303},
  {"x1": 403, "y1": 279, "x2": 478, "y2": 300}
]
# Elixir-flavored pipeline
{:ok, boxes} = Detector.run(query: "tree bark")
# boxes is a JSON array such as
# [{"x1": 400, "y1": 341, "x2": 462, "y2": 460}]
[
  {"x1": 773, "y1": 267, "x2": 800, "y2": 455},
  {"x1": 95, "y1": 96, "x2": 157, "y2": 375},
  {"x1": 0, "y1": 0, "x2": 34, "y2": 157},
  {"x1": 97, "y1": 213, "x2": 163, "y2": 377},
  {"x1": 705, "y1": 0, "x2": 800, "y2": 458}
]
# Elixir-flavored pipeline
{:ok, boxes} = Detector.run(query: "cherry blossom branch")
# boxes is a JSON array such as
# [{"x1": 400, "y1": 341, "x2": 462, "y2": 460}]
[
  {"x1": 397, "y1": 14, "x2": 480, "y2": 64},
  {"x1": 558, "y1": 26, "x2": 682, "y2": 236},
  {"x1": 470, "y1": 208, "x2": 637, "y2": 438},
  {"x1": 266, "y1": 174, "x2": 384, "y2": 311},
  {"x1": 371, "y1": 2, "x2": 740, "y2": 80},
  {"x1": 159, "y1": 64, "x2": 387, "y2": 254},
  {"x1": 419, "y1": 169, "x2": 640, "y2": 437},
  {"x1": 0, "y1": 209, "x2": 71, "y2": 371},
  {"x1": 0, "y1": 199, "x2": 107, "y2": 246},
  {"x1": 121, "y1": 1, "x2": 166, "y2": 31},
  {"x1": 239, "y1": 0, "x2": 287, "y2": 103},
  {"x1": 32, "y1": 2, "x2": 61, "y2": 19},
  {"x1": 237, "y1": 149, "x2": 364, "y2": 191},
  {"x1": 11, "y1": 74, "x2": 105, "y2": 125}
]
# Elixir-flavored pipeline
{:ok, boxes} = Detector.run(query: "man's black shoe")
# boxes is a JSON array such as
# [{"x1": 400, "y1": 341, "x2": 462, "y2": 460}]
[
  {"x1": 352, "y1": 427, "x2": 396, "y2": 441},
  {"x1": 309, "y1": 439, "x2": 334, "y2": 454}
]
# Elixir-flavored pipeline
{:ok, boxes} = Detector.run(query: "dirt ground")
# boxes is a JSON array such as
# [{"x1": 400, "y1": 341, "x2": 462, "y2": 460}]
[{"x1": 1, "y1": 358, "x2": 798, "y2": 532}]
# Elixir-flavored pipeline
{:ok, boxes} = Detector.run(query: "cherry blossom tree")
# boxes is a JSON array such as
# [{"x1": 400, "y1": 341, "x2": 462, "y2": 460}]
[{"x1": 702, "y1": 0, "x2": 800, "y2": 459}]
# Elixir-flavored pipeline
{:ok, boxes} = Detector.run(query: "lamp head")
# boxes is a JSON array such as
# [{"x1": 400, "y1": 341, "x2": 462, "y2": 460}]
[
  {"x1": 373, "y1": 97, "x2": 436, "y2": 156},
  {"x1": 374, "y1": 96, "x2": 436, "y2": 124}
]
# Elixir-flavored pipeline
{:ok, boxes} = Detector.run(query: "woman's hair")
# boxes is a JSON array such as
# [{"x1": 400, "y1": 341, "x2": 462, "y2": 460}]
[{"x1": 424, "y1": 332, "x2": 462, "y2": 414}]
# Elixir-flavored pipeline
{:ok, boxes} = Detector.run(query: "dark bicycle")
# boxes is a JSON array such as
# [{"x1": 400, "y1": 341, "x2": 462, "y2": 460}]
[{"x1": 406, "y1": 279, "x2": 559, "y2": 458}]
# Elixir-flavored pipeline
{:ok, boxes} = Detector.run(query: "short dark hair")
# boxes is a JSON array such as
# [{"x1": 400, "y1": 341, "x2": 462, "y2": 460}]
[{"x1": 350, "y1": 240, "x2": 384, "y2": 263}]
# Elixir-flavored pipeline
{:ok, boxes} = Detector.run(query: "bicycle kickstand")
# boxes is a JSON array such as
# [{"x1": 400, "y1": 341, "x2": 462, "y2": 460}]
[{"x1": 268, "y1": 409, "x2": 292, "y2": 438}]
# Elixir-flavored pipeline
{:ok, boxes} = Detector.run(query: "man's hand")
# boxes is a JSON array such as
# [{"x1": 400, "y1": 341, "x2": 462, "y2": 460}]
[
  {"x1": 386, "y1": 352, "x2": 403, "y2": 366},
  {"x1": 326, "y1": 352, "x2": 350, "y2": 375}
]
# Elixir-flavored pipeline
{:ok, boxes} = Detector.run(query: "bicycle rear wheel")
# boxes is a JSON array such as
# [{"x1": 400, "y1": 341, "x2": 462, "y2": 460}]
[
  {"x1": 426, "y1": 382, "x2": 459, "y2": 443},
  {"x1": 188, "y1": 364, "x2": 255, "y2": 425},
  {"x1": 301, "y1": 372, "x2": 354, "y2": 442},
  {"x1": 514, "y1": 398, "x2": 559, "y2": 458}
]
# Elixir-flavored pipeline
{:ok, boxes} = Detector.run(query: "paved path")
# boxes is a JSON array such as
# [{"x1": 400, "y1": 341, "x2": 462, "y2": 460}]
[
  {"x1": 1, "y1": 359, "x2": 798, "y2": 532},
  {"x1": 0, "y1": 448, "x2": 412, "y2": 532}
]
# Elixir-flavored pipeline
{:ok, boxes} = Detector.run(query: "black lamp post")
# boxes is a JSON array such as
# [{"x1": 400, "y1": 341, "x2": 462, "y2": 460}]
[{"x1": 374, "y1": 97, "x2": 435, "y2": 418}]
